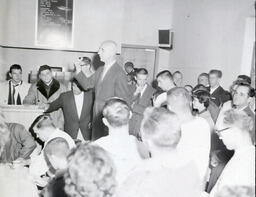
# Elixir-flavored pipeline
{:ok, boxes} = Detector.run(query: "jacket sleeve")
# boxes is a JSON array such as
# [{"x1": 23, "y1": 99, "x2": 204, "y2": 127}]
[
  {"x1": 115, "y1": 72, "x2": 132, "y2": 105},
  {"x1": 23, "y1": 84, "x2": 37, "y2": 104},
  {"x1": 45, "y1": 94, "x2": 63, "y2": 113},
  {"x1": 15, "y1": 124, "x2": 36, "y2": 159},
  {"x1": 75, "y1": 71, "x2": 97, "y2": 90}
]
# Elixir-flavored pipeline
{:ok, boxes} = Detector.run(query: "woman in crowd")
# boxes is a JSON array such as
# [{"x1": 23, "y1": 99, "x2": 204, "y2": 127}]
[{"x1": 64, "y1": 143, "x2": 117, "y2": 197}]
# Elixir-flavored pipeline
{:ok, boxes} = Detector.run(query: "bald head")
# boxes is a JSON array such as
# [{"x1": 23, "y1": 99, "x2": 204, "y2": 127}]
[{"x1": 98, "y1": 40, "x2": 117, "y2": 63}]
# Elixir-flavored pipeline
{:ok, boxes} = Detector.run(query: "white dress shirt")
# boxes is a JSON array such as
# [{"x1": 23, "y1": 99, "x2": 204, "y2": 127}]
[{"x1": 74, "y1": 92, "x2": 85, "y2": 141}]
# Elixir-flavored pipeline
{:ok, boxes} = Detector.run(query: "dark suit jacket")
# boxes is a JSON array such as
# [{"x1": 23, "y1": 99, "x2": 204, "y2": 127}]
[
  {"x1": 46, "y1": 90, "x2": 93, "y2": 140},
  {"x1": 75, "y1": 62, "x2": 132, "y2": 140},
  {"x1": 209, "y1": 86, "x2": 231, "y2": 107},
  {"x1": 129, "y1": 84, "x2": 155, "y2": 137}
]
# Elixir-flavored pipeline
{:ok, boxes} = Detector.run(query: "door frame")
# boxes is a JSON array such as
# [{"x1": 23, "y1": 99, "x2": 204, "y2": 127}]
[{"x1": 121, "y1": 44, "x2": 159, "y2": 79}]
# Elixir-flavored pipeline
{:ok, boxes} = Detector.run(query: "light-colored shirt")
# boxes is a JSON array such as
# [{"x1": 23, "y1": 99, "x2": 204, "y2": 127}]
[
  {"x1": 117, "y1": 155, "x2": 201, "y2": 197},
  {"x1": 74, "y1": 92, "x2": 85, "y2": 141},
  {"x1": 93, "y1": 133, "x2": 142, "y2": 185},
  {"x1": 210, "y1": 145, "x2": 255, "y2": 197},
  {"x1": 210, "y1": 85, "x2": 220, "y2": 94},
  {"x1": 101, "y1": 60, "x2": 116, "y2": 81},
  {"x1": 29, "y1": 129, "x2": 75, "y2": 178},
  {"x1": 177, "y1": 116, "x2": 211, "y2": 187},
  {"x1": 153, "y1": 92, "x2": 167, "y2": 107}
]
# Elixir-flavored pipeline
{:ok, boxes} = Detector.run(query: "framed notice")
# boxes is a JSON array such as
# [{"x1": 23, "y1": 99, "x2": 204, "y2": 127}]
[{"x1": 36, "y1": 0, "x2": 74, "y2": 48}]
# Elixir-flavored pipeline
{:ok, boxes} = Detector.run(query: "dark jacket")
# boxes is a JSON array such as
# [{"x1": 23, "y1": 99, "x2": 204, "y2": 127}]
[
  {"x1": 46, "y1": 90, "x2": 93, "y2": 140},
  {"x1": 0, "y1": 123, "x2": 36, "y2": 163},
  {"x1": 129, "y1": 84, "x2": 155, "y2": 137},
  {"x1": 209, "y1": 86, "x2": 231, "y2": 107},
  {"x1": 75, "y1": 62, "x2": 132, "y2": 140}
]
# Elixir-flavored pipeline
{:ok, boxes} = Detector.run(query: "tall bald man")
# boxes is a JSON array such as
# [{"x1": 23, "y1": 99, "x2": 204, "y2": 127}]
[{"x1": 74, "y1": 40, "x2": 131, "y2": 140}]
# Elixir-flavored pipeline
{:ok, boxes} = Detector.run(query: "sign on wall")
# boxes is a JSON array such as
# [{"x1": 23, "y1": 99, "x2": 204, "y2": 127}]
[{"x1": 36, "y1": 0, "x2": 73, "y2": 48}]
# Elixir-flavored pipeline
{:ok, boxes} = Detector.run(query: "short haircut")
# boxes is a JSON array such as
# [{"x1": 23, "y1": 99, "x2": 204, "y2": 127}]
[
  {"x1": 209, "y1": 69, "x2": 222, "y2": 78},
  {"x1": 173, "y1": 71, "x2": 182, "y2": 76},
  {"x1": 141, "y1": 107, "x2": 181, "y2": 148},
  {"x1": 33, "y1": 114, "x2": 55, "y2": 130},
  {"x1": 124, "y1": 61, "x2": 134, "y2": 68},
  {"x1": 136, "y1": 68, "x2": 148, "y2": 75},
  {"x1": 102, "y1": 98, "x2": 130, "y2": 128},
  {"x1": 156, "y1": 70, "x2": 173, "y2": 80},
  {"x1": 193, "y1": 90, "x2": 210, "y2": 108},
  {"x1": 223, "y1": 109, "x2": 254, "y2": 142},
  {"x1": 44, "y1": 137, "x2": 70, "y2": 160},
  {"x1": 198, "y1": 72, "x2": 209, "y2": 78},
  {"x1": 167, "y1": 87, "x2": 192, "y2": 109},
  {"x1": 64, "y1": 143, "x2": 116, "y2": 197},
  {"x1": 9, "y1": 64, "x2": 22, "y2": 73},
  {"x1": 38, "y1": 65, "x2": 51, "y2": 74},
  {"x1": 79, "y1": 56, "x2": 92, "y2": 65},
  {"x1": 237, "y1": 75, "x2": 251, "y2": 85}
]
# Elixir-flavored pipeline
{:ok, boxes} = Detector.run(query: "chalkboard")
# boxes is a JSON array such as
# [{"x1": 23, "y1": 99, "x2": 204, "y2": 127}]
[{"x1": 36, "y1": 0, "x2": 73, "y2": 48}]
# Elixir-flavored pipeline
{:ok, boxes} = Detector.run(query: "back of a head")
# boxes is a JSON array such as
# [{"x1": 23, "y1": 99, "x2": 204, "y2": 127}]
[
  {"x1": 167, "y1": 87, "x2": 192, "y2": 112},
  {"x1": 237, "y1": 75, "x2": 251, "y2": 85},
  {"x1": 141, "y1": 107, "x2": 181, "y2": 149},
  {"x1": 64, "y1": 143, "x2": 116, "y2": 197},
  {"x1": 32, "y1": 114, "x2": 55, "y2": 130},
  {"x1": 103, "y1": 98, "x2": 130, "y2": 128},
  {"x1": 44, "y1": 137, "x2": 70, "y2": 161}
]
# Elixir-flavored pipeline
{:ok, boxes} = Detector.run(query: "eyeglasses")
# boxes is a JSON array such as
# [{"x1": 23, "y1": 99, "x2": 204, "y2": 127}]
[{"x1": 215, "y1": 127, "x2": 231, "y2": 136}]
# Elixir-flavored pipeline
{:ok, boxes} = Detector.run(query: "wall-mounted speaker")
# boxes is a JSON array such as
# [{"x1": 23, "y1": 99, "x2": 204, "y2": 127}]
[{"x1": 158, "y1": 29, "x2": 173, "y2": 49}]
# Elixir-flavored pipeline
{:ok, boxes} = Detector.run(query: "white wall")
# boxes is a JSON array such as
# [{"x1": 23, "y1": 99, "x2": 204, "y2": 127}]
[
  {"x1": 0, "y1": 0, "x2": 174, "y2": 81},
  {"x1": 169, "y1": 0, "x2": 255, "y2": 89}
]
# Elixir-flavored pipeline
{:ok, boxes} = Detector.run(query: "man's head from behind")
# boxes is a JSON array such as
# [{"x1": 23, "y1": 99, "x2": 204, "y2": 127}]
[
  {"x1": 38, "y1": 65, "x2": 53, "y2": 84},
  {"x1": 156, "y1": 70, "x2": 174, "y2": 91},
  {"x1": 167, "y1": 87, "x2": 192, "y2": 115},
  {"x1": 135, "y1": 68, "x2": 148, "y2": 87},
  {"x1": 102, "y1": 98, "x2": 131, "y2": 130},
  {"x1": 32, "y1": 114, "x2": 55, "y2": 142},
  {"x1": 209, "y1": 69, "x2": 222, "y2": 88},
  {"x1": 141, "y1": 107, "x2": 181, "y2": 155},
  {"x1": 44, "y1": 137, "x2": 70, "y2": 170},
  {"x1": 9, "y1": 64, "x2": 22, "y2": 84},
  {"x1": 98, "y1": 40, "x2": 117, "y2": 63}
]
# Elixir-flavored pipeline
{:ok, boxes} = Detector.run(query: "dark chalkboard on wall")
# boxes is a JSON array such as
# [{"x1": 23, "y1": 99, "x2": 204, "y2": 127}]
[{"x1": 36, "y1": 0, "x2": 73, "y2": 48}]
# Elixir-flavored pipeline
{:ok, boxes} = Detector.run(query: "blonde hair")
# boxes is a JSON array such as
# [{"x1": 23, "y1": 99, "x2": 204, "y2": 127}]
[{"x1": 64, "y1": 143, "x2": 116, "y2": 197}]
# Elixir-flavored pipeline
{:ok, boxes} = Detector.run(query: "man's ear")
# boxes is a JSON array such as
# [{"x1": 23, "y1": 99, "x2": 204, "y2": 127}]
[
  {"x1": 102, "y1": 117, "x2": 109, "y2": 127},
  {"x1": 8, "y1": 72, "x2": 12, "y2": 78}
]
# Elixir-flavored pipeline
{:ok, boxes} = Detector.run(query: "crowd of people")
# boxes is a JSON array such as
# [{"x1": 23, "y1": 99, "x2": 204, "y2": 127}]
[{"x1": 0, "y1": 40, "x2": 255, "y2": 197}]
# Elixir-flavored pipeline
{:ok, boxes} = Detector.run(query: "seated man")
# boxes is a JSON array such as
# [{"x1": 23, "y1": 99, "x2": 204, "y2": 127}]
[
  {"x1": 43, "y1": 137, "x2": 71, "y2": 197},
  {"x1": 208, "y1": 69, "x2": 231, "y2": 107},
  {"x1": 29, "y1": 114, "x2": 75, "y2": 187},
  {"x1": 167, "y1": 87, "x2": 211, "y2": 188},
  {"x1": 117, "y1": 107, "x2": 201, "y2": 197},
  {"x1": 23, "y1": 65, "x2": 66, "y2": 129},
  {"x1": 45, "y1": 78, "x2": 93, "y2": 141},
  {"x1": 129, "y1": 68, "x2": 155, "y2": 138},
  {"x1": 93, "y1": 98, "x2": 143, "y2": 185},
  {"x1": 153, "y1": 70, "x2": 176, "y2": 107},
  {"x1": 209, "y1": 110, "x2": 255, "y2": 197},
  {"x1": 0, "y1": 64, "x2": 30, "y2": 105},
  {"x1": 0, "y1": 114, "x2": 39, "y2": 197},
  {"x1": 0, "y1": 112, "x2": 36, "y2": 163}
]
